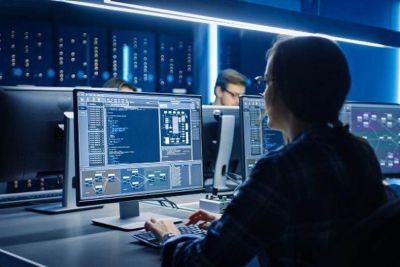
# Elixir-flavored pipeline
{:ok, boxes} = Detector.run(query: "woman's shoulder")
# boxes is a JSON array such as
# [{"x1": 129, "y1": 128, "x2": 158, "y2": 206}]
[{"x1": 255, "y1": 143, "x2": 297, "y2": 169}]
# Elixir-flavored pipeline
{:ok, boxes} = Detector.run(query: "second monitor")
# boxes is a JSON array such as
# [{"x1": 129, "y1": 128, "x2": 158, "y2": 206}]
[
  {"x1": 340, "y1": 102, "x2": 400, "y2": 176},
  {"x1": 202, "y1": 105, "x2": 242, "y2": 191},
  {"x1": 0, "y1": 86, "x2": 70, "y2": 206},
  {"x1": 240, "y1": 95, "x2": 286, "y2": 181}
]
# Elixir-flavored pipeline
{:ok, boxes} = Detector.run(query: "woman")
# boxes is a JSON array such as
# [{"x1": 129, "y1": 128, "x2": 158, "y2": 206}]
[{"x1": 145, "y1": 36, "x2": 387, "y2": 267}]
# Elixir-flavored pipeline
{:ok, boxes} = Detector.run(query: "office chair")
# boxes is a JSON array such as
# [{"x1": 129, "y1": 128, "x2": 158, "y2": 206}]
[{"x1": 320, "y1": 198, "x2": 400, "y2": 267}]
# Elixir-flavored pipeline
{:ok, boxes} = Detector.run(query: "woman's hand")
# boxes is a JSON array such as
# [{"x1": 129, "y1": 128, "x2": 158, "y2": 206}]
[
  {"x1": 186, "y1": 209, "x2": 221, "y2": 229},
  {"x1": 144, "y1": 218, "x2": 181, "y2": 241}
]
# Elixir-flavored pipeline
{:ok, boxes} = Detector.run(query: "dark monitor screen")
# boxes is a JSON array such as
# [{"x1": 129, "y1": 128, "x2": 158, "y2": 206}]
[
  {"x1": 240, "y1": 95, "x2": 285, "y2": 181},
  {"x1": 202, "y1": 105, "x2": 242, "y2": 180},
  {"x1": 340, "y1": 102, "x2": 400, "y2": 176},
  {"x1": 74, "y1": 90, "x2": 204, "y2": 206},
  {"x1": 0, "y1": 87, "x2": 73, "y2": 204}
]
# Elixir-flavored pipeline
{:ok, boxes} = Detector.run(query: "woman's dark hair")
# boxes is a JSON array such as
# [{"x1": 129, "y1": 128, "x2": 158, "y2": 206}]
[
  {"x1": 267, "y1": 36, "x2": 351, "y2": 123},
  {"x1": 103, "y1": 77, "x2": 137, "y2": 92}
]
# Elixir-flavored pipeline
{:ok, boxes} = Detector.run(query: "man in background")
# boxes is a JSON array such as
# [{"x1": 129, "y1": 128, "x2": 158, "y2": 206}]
[
  {"x1": 213, "y1": 68, "x2": 246, "y2": 106},
  {"x1": 103, "y1": 77, "x2": 137, "y2": 92}
]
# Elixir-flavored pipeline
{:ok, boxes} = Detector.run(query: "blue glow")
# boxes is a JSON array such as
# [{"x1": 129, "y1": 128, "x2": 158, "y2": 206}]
[
  {"x1": 122, "y1": 44, "x2": 130, "y2": 81},
  {"x1": 47, "y1": 69, "x2": 55, "y2": 78},
  {"x1": 12, "y1": 68, "x2": 23, "y2": 77},
  {"x1": 208, "y1": 23, "x2": 218, "y2": 104},
  {"x1": 77, "y1": 70, "x2": 85, "y2": 80},
  {"x1": 102, "y1": 71, "x2": 110, "y2": 80},
  {"x1": 397, "y1": 3, "x2": 400, "y2": 103},
  {"x1": 167, "y1": 74, "x2": 174, "y2": 83}
]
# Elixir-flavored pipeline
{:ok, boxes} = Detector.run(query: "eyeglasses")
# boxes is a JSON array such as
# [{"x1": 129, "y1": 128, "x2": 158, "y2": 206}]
[
  {"x1": 224, "y1": 88, "x2": 243, "y2": 98},
  {"x1": 254, "y1": 74, "x2": 270, "y2": 89},
  {"x1": 254, "y1": 74, "x2": 276, "y2": 93}
]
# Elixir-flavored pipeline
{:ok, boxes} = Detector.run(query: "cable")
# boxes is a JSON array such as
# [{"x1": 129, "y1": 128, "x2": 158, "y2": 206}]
[
  {"x1": 225, "y1": 173, "x2": 242, "y2": 185},
  {"x1": 162, "y1": 197, "x2": 179, "y2": 209},
  {"x1": 145, "y1": 197, "x2": 179, "y2": 209},
  {"x1": 226, "y1": 172, "x2": 242, "y2": 181},
  {"x1": 158, "y1": 199, "x2": 167, "y2": 207}
]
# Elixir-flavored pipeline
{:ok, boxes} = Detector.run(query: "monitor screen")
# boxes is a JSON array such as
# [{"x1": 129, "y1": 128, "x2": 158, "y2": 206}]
[
  {"x1": 340, "y1": 102, "x2": 400, "y2": 175},
  {"x1": 240, "y1": 95, "x2": 285, "y2": 181},
  {"x1": 0, "y1": 86, "x2": 72, "y2": 205},
  {"x1": 74, "y1": 90, "x2": 203, "y2": 206},
  {"x1": 202, "y1": 105, "x2": 242, "y2": 180}
]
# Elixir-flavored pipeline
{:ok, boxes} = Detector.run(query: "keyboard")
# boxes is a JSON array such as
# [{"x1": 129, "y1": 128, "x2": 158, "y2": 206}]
[{"x1": 132, "y1": 225, "x2": 207, "y2": 248}]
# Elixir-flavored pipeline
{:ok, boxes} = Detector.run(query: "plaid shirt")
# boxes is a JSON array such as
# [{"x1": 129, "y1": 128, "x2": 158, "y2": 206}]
[{"x1": 162, "y1": 124, "x2": 387, "y2": 267}]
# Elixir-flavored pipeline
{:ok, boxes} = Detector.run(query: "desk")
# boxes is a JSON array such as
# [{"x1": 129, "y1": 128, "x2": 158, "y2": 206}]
[{"x1": 0, "y1": 194, "x2": 203, "y2": 267}]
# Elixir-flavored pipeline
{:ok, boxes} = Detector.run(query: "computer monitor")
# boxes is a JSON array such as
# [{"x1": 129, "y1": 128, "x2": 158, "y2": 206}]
[
  {"x1": 0, "y1": 86, "x2": 71, "y2": 206},
  {"x1": 74, "y1": 89, "x2": 203, "y2": 230},
  {"x1": 240, "y1": 95, "x2": 285, "y2": 181},
  {"x1": 202, "y1": 105, "x2": 242, "y2": 191},
  {"x1": 340, "y1": 102, "x2": 400, "y2": 176},
  {"x1": 0, "y1": 86, "x2": 104, "y2": 212},
  {"x1": 26, "y1": 111, "x2": 103, "y2": 214}
]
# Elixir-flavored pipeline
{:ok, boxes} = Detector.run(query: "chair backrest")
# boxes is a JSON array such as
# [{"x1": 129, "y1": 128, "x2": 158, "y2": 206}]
[{"x1": 320, "y1": 198, "x2": 400, "y2": 267}]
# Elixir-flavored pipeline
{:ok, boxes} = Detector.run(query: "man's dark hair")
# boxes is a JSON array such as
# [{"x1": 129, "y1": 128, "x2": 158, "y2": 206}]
[
  {"x1": 103, "y1": 77, "x2": 137, "y2": 92},
  {"x1": 267, "y1": 36, "x2": 351, "y2": 123},
  {"x1": 215, "y1": 68, "x2": 246, "y2": 93}
]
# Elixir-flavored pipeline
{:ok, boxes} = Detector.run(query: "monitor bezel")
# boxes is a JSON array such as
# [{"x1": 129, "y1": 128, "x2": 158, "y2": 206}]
[
  {"x1": 341, "y1": 101, "x2": 400, "y2": 177},
  {"x1": 239, "y1": 95, "x2": 264, "y2": 182},
  {"x1": 73, "y1": 89, "x2": 204, "y2": 207}
]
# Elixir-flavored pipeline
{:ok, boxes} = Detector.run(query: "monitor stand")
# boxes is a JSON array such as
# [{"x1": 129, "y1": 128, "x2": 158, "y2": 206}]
[
  {"x1": 26, "y1": 112, "x2": 103, "y2": 214},
  {"x1": 92, "y1": 200, "x2": 182, "y2": 231},
  {"x1": 213, "y1": 114, "x2": 235, "y2": 192}
]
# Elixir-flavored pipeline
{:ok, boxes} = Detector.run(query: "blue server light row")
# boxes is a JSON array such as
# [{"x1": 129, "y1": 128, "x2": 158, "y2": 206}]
[{"x1": 0, "y1": 21, "x2": 193, "y2": 93}]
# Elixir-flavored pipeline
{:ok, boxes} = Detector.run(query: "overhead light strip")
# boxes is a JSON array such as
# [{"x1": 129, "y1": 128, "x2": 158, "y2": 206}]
[
  {"x1": 53, "y1": 0, "x2": 388, "y2": 48},
  {"x1": 397, "y1": 3, "x2": 400, "y2": 104},
  {"x1": 122, "y1": 44, "x2": 130, "y2": 81},
  {"x1": 208, "y1": 23, "x2": 218, "y2": 104}
]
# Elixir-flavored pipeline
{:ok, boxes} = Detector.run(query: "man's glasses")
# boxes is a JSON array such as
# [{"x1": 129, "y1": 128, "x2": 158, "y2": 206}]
[{"x1": 224, "y1": 88, "x2": 243, "y2": 98}]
